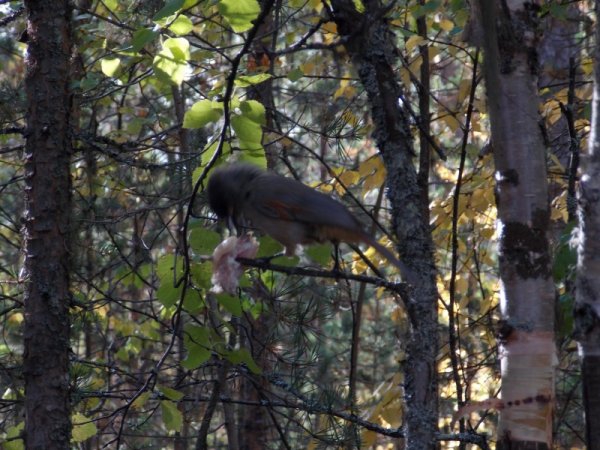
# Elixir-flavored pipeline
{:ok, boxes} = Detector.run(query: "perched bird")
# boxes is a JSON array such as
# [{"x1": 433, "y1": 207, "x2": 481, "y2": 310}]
[{"x1": 206, "y1": 163, "x2": 411, "y2": 278}]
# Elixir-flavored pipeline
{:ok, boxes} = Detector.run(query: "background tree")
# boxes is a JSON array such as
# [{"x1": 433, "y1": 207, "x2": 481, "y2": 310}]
[
  {"x1": 0, "y1": 0, "x2": 594, "y2": 449},
  {"x1": 21, "y1": 0, "x2": 73, "y2": 448}
]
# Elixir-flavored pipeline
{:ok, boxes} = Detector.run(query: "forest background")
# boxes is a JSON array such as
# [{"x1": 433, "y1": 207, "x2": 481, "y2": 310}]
[{"x1": 0, "y1": 0, "x2": 598, "y2": 449}]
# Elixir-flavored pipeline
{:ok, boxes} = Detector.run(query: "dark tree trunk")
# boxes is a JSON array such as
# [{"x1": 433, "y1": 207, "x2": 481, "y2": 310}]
[
  {"x1": 330, "y1": 1, "x2": 439, "y2": 448},
  {"x1": 575, "y1": 2, "x2": 600, "y2": 448},
  {"x1": 22, "y1": 0, "x2": 73, "y2": 448}
]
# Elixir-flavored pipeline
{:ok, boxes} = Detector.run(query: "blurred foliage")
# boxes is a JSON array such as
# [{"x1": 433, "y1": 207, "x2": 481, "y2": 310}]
[{"x1": 0, "y1": 0, "x2": 589, "y2": 448}]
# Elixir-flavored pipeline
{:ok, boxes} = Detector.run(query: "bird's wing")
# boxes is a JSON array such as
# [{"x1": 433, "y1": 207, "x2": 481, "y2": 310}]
[{"x1": 247, "y1": 174, "x2": 362, "y2": 230}]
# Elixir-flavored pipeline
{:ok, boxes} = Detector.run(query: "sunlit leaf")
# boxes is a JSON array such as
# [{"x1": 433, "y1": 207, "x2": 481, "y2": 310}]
[
  {"x1": 235, "y1": 73, "x2": 272, "y2": 87},
  {"x1": 231, "y1": 114, "x2": 263, "y2": 145},
  {"x1": 72, "y1": 413, "x2": 98, "y2": 443},
  {"x1": 152, "y1": 38, "x2": 190, "y2": 85},
  {"x1": 183, "y1": 100, "x2": 223, "y2": 129},
  {"x1": 100, "y1": 57, "x2": 121, "y2": 77},
  {"x1": 169, "y1": 15, "x2": 194, "y2": 35},
  {"x1": 5, "y1": 422, "x2": 24, "y2": 450},
  {"x1": 218, "y1": 0, "x2": 261, "y2": 33},
  {"x1": 240, "y1": 100, "x2": 266, "y2": 125}
]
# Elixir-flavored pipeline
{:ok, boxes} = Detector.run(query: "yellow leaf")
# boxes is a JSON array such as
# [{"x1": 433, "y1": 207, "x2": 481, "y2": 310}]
[
  {"x1": 322, "y1": 21, "x2": 337, "y2": 34},
  {"x1": 301, "y1": 61, "x2": 315, "y2": 75},
  {"x1": 441, "y1": 114, "x2": 461, "y2": 132},
  {"x1": 455, "y1": 277, "x2": 468, "y2": 301},
  {"x1": 342, "y1": 110, "x2": 358, "y2": 127},
  {"x1": 438, "y1": 18, "x2": 454, "y2": 31},
  {"x1": 72, "y1": 413, "x2": 97, "y2": 443},
  {"x1": 8, "y1": 312, "x2": 23, "y2": 324},
  {"x1": 400, "y1": 67, "x2": 411, "y2": 87},
  {"x1": 428, "y1": 46, "x2": 440, "y2": 61},
  {"x1": 405, "y1": 34, "x2": 426, "y2": 52},
  {"x1": 409, "y1": 55, "x2": 422, "y2": 76},
  {"x1": 361, "y1": 429, "x2": 377, "y2": 447},
  {"x1": 101, "y1": 57, "x2": 121, "y2": 77},
  {"x1": 131, "y1": 391, "x2": 151, "y2": 410},
  {"x1": 457, "y1": 79, "x2": 471, "y2": 105},
  {"x1": 582, "y1": 57, "x2": 593, "y2": 75},
  {"x1": 337, "y1": 169, "x2": 359, "y2": 188}
]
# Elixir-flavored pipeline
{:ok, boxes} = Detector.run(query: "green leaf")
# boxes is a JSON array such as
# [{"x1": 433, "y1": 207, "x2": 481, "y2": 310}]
[
  {"x1": 225, "y1": 347, "x2": 262, "y2": 373},
  {"x1": 182, "y1": 324, "x2": 212, "y2": 369},
  {"x1": 231, "y1": 114, "x2": 263, "y2": 145},
  {"x1": 153, "y1": 38, "x2": 190, "y2": 86},
  {"x1": 164, "y1": 37, "x2": 190, "y2": 60},
  {"x1": 287, "y1": 67, "x2": 303, "y2": 82},
  {"x1": 72, "y1": 413, "x2": 98, "y2": 443},
  {"x1": 218, "y1": 0, "x2": 261, "y2": 32},
  {"x1": 158, "y1": 385, "x2": 185, "y2": 401},
  {"x1": 169, "y1": 15, "x2": 194, "y2": 35},
  {"x1": 183, "y1": 289, "x2": 204, "y2": 314},
  {"x1": 131, "y1": 391, "x2": 151, "y2": 410},
  {"x1": 131, "y1": 28, "x2": 159, "y2": 53},
  {"x1": 305, "y1": 243, "x2": 333, "y2": 266},
  {"x1": 216, "y1": 293, "x2": 243, "y2": 316},
  {"x1": 271, "y1": 255, "x2": 299, "y2": 267},
  {"x1": 156, "y1": 255, "x2": 184, "y2": 307},
  {"x1": 190, "y1": 229, "x2": 222, "y2": 254},
  {"x1": 183, "y1": 100, "x2": 223, "y2": 129},
  {"x1": 256, "y1": 235, "x2": 283, "y2": 258},
  {"x1": 196, "y1": 140, "x2": 231, "y2": 171},
  {"x1": 104, "y1": 0, "x2": 119, "y2": 13},
  {"x1": 238, "y1": 147, "x2": 267, "y2": 168},
  {"x1": 161, "y1": 400, "x2": 183, "y2": 432},
  {"x1": 181, "y1": 345, "x2": 212, "y2": 369},
  {"x1": 240, "y1": 100, "x2": 266, "y2": 125},
  {"x1": 156, "y1": 281, "x2": 180, "y2": 307},
  {"x1": 234, "y1": 73, "x2": 272, "y2": 87},
  {"x1": 5, "y1": 422, "x2": 24, "y2": 450},
  {"x1": 185, "y1": 323, "x2": 210, "y2": 344},
  {"x1": 153, "y1": 0, "x2": 185, "y2": 20},
  {"x1": 100, "y1": 57, "x2": 121, "y2": 77},
  {"x1": 190, "y1": 261, "x2": 213, "y2": 289}
]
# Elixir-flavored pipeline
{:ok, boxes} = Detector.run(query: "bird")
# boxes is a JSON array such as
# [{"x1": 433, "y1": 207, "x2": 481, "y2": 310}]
[{"x1": 206, "y1": 163, "x2": 411, "y2": 279}]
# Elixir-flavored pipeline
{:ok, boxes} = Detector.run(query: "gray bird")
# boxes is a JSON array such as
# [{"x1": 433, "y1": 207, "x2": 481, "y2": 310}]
[{"x1": 206, "y1": 163, "x2": 410, "y2": 278}]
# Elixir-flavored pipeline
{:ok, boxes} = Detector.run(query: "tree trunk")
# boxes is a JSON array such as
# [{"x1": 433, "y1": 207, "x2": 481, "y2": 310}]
[
  {"x1": 575, "y1": 1, "x2": 600, "y2": 448},
  {"x1": 477, "y1": 1, "x2": 555, "y2": 448},
  {"x1": 330, "y1": 1, "x2": 439, "y2": 448},
  {"x1": 22, "y1": 0, "x2": 73, "y2": 449}
]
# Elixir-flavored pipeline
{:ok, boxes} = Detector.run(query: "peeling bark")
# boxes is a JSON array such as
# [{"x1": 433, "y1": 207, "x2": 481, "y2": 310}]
[
  {"x1": 575, "y1": 1, "x2": 600, "y2": 448},
  {"x1": 477, "y1": 1, "x2": 555, "y2": 448}
]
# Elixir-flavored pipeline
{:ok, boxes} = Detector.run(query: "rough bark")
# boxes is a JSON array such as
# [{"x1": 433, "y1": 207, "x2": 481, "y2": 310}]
[
  {"x1": 476, "y1": 1, "x2": 555, "y2": 448},
  {"x1": 575, "y1": 1, "x2": 600, "y2": 448},
  {"x1": 238, "y1": 2, "x2": 278, "y2": 448},
  {"x1": 22, "y1": 0, "x2": 73, "y2": 449},
  {"x1": 330, "y1": 1, "x2": 439, "y2": 448}
]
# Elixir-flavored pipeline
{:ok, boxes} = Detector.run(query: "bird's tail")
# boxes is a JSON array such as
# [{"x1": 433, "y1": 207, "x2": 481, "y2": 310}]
[{"x1": 360, "y1": 234, "x2": 416, "y2": 284}]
